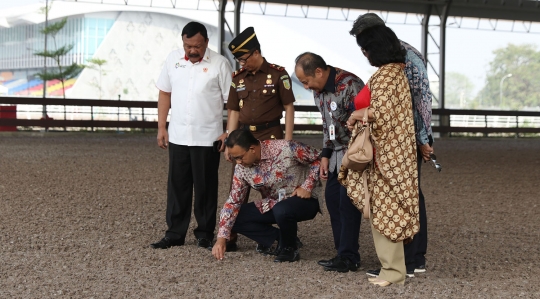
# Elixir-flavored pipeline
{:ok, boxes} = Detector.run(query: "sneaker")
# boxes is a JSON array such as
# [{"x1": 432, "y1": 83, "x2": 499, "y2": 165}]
[
  {"x1": 366, "y1": 268, "x2": 414, "y2": 278},
  {"x1": 415, "y1": 264, "x2": 426, "y2": 273},
  {"x1": 366, "y1": 269, "x2": 380, "y2": 277}
]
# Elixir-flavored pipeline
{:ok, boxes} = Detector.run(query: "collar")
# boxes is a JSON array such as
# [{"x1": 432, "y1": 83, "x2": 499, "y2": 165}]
[
  {"x1": 246, "y1": 58, "x2": 270, "y2": 76},
  {"x1": 321, "y1": 66, "x2": 337, "y2": 93},
  {"x1": 259, "y1": 140, "x2": 270, "y2": 161}
]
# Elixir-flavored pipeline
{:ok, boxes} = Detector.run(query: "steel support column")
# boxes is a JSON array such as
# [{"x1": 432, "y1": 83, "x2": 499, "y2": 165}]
[
  {"x1": 218, "y1": 0, "x2": 228, "y2": 55},
  {"x1": 438, "y1": 0, "x2": 452, "y2": 135},
  {"x1": 233, "y1": 0, "x2": 242, "y2": 69},
  {"x1": 439, "y1": 1, "x2": 451, "y2": 110},
  {"x1": 234, "y1": 0, "x2": 242, "y2": 35},
  {"x1": 421, "y1": 6, "x2": 431, "y2": 60}
]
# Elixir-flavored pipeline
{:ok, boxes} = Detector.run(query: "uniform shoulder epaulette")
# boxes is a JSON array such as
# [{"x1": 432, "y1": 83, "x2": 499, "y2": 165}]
[
  {"x1": 232, "y1": 67, "x2": 246, "y2": 78},
  {"x1": 269, "y1": 64, "x2": 285, "y2": 72}
]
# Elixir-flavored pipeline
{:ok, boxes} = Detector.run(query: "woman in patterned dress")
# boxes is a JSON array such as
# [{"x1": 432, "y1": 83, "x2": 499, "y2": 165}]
[{"x1": 338, "y1": 25, "x2": 420, "y2": 286}]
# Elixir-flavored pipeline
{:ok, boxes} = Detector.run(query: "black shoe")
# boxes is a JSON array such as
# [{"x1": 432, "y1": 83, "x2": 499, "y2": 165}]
[
  {"x1": 415, "y1": 264, "x2": 426, "y2": 273},
  {"x1": 256, "y1": 243, "x2": 279, "y2": 256},
  {"x1": 323, "y1": 256, "x2": 360, "y2": 273},
  {"x1": 256, "y1": 243, "x2": 269, "y2": 253},
  {"x1": 366, "y1": 268, "x2": 415, "y2": 278},
  {"x1": 317, "y1": 256, "x2": 340, "y2": 267},
  {"x1": 226, "y1": 241, "x2": 238, "y2": 252},
  {"x1": 150, "y1": 237, "x2": 183, "y2": 249},
  {"x1": 274, "y1": 247, "x2": 300, "y2": 263},
  {"x1": 197, "y1": 238, "x2": 212, "y2": 250}
]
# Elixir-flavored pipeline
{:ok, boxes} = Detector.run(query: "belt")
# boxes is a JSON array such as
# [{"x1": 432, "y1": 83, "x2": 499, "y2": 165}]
[{"x1": 242, "y1": 120, "x2": 281, "y2": 132}]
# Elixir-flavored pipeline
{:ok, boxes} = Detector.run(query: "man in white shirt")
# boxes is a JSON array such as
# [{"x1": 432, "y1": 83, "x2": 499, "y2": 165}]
[{"x1": 151, "y1": 21, "x2": 233, "y2": 250}]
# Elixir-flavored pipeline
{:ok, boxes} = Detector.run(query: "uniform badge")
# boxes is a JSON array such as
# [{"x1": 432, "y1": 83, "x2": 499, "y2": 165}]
[
  {"x1": 280, "y1": 75, "x2": 289, "y2": 80},
  {"x1": 231, "y1": 82, "x2": 236, "y2": 88},
  {"x1": 263, "y1": 90, "x2": 267, "y2": 94},
  {"x1": 272, "y1": 89, "x2": 276, "y2": 93},
  {"x1": 283, "y1": 79, "x2": 291, "y2": 90},
  {"x1": 237, "y1": 79, "x2": 246, "y2": 90},
  {"x1": 203, "y1": 67, "x2": 208, "y2": 73},
  {"x1": 267, "y1": 74, "x2": 272, "y2": 78},
  {"x1": 266, "y1": 79, "x2": 272, "y2": 85},
  {"x1": 239, "y1": 99, "x2": 244, "y2": 109}
]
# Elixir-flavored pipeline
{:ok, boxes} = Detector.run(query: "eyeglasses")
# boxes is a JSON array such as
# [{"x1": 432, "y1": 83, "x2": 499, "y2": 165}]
[
  {"x1": 235, "y1": 51, "x2": 254, "y2": 64},
  {"x1": 231, "y1": 150, "x2": 248, "y2": 162},
  {"x1": 428, "y1": 153, "x2": 442, "y2": 172}
]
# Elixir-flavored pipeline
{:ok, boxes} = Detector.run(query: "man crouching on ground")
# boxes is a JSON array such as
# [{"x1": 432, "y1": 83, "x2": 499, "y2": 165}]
[{"x1": 212, "y1": 129, "x2": 322, "y2": 262}]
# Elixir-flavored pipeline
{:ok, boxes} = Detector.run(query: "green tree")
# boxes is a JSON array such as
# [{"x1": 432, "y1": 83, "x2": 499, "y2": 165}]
[
  {"x1": 86, "y1": 58, "x2": 107, "y2": 99},
  {"x1": 478, "y1": 44, "x2": 540, "y2": 109},
  {"x1": 444, "y1": 72, "x2": 475, "y2": 108},
  {"x1": 34, "y1": 17, "x2": 84, "y2": 98}
]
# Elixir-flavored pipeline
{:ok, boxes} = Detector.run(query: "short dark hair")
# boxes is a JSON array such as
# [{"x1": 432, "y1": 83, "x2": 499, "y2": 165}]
[
  {"x1": 225, "y1": 129, "x2": 259, "y2": 150},
  {"x1": 182, "y1": 21, "x2": 208, "y2": 40},
  {"x1": 356, "y1": 25, "x2": 406, "y2": 67},
  {"x1": 294, "y1": 52, "x2": 327, "y2": 77}
]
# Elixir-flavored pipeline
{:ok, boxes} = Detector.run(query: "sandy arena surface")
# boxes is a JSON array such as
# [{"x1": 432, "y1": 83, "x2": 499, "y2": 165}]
[{"x1": 1, "y1": 133, "x2": 539, "y2": 298}]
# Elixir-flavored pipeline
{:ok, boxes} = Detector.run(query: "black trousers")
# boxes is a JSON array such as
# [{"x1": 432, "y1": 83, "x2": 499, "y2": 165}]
[
  {"x1": 404, "y1": 149, "x2": 428, "y2": 270},
  {"x1": 232, "y1": 196, "x2": 319, "y2": 249},
  {"x1": 164, "y1": 143, "x2": 220, "y2": 242},
  {"x1": 325, "y1": 168, "x2": 362, "y2": 264}
]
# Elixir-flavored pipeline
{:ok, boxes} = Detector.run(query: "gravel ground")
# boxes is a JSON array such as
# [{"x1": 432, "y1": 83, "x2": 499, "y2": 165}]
[{"x1": 1, "y1": 132, "x2": 539, "y2": 298}]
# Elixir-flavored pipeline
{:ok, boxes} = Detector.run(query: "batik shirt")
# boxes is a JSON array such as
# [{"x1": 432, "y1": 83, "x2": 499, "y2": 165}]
[
  {"x1": 217, "y1": 139, "x2": 321, "y2": 240},
  {"x1": 314, "y1": 67, "x2": 364, "y2": 172},
  {"x1": 401, "y1": 40, "x2": 433, "y2": 146}
]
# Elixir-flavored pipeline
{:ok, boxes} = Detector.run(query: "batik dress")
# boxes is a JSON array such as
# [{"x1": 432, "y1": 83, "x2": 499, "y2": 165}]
[{"x1": 339, "y1": 63, "x2": 420, "y2": 243}]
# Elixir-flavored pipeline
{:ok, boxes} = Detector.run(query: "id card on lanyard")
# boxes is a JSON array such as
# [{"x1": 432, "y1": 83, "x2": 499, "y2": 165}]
[{"x1": 329, "y1": 101, "x2": 338, "y2": 140}]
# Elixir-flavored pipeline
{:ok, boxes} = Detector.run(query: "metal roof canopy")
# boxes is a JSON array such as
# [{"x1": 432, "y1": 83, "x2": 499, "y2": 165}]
[
  {"x1": 67, "y1": 0, "x2": 540, "y2": 116},
  {"x1": 265, "y1": 0, "x2": 540, "y2": 23},
  {"x1": 220, "y1": 0, "x2": 540, "y2": 132}
]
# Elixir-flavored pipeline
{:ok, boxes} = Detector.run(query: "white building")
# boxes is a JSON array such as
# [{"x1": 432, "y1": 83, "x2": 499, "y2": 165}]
[{"x1": 0, "y1": 1, "x2": 314, "y2": 104}]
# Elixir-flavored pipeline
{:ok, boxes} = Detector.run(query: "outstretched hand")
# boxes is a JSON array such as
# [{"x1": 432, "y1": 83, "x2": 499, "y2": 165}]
[{"x1": 212, "y1": 238, "x2": 227, "y2": 261}]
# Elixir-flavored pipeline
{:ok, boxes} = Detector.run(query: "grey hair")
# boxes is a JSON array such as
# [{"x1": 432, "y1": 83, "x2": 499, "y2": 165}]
[{"x1": 349, "y1": 13, "x2": 386, "y2": 36}]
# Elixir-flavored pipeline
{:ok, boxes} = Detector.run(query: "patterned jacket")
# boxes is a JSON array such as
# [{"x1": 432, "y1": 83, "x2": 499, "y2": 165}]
[
  {"x1": 401, "y1": 40, "x2": 433, "y2": 146},
  {"x1": 217, "y1": 139, "x2": 321, "y2": 239},
  {"x1": 314, "y1": 67, "x2": 364, "y2": 172}
]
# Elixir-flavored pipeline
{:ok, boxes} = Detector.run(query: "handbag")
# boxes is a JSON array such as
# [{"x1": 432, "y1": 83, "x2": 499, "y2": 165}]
[{"x1": 342, "y1": 108, "x2": 372, "y2": 172}]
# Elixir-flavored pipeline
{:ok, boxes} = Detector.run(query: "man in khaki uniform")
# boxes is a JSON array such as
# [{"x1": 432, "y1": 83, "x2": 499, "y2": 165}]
[
  {"x1": 224, "y1": 26, "x2": 296, "y2": 253},
  {"x1": 225, "y1": 27, "x2": 295, "y2": 141}
]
